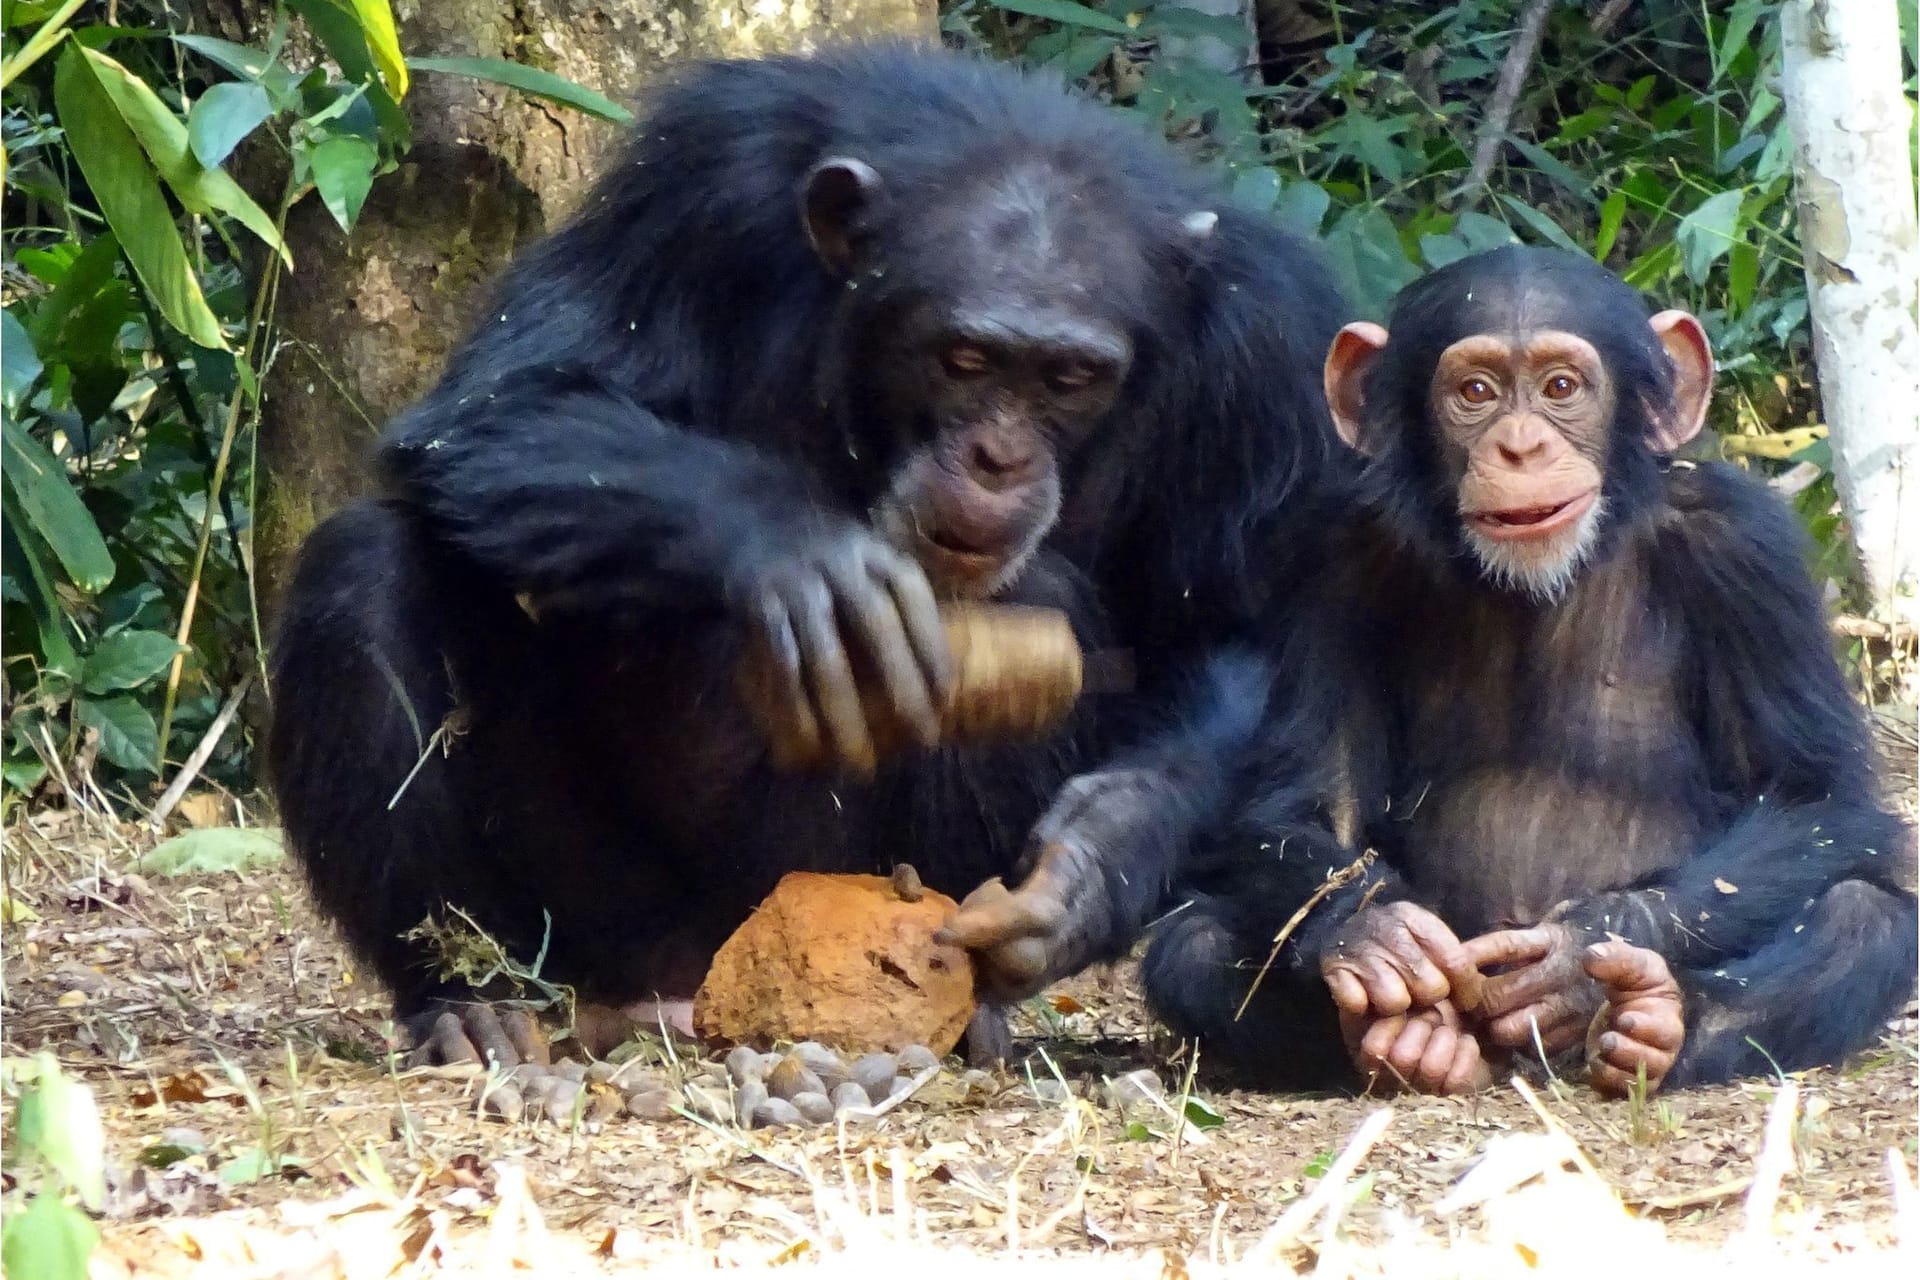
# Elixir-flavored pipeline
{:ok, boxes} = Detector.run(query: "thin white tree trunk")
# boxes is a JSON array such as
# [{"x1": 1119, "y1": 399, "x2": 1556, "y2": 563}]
[{"x1": 1779, "y1": 1, "x2": 1919, "y2": 627}]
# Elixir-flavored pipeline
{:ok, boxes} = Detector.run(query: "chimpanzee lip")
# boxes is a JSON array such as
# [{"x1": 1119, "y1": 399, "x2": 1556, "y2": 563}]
[
  {"x1": 1467, "y1": 488, "x2": 1597, "y2": 542},
  {"x1": 918, "y1": 529, "x2": 1007, "y2": 577}
]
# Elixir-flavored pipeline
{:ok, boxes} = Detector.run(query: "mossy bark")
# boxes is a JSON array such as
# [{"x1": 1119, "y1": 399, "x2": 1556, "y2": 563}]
[{"x1": 233, "y1": 1, "x2": 936, "y2": 625}]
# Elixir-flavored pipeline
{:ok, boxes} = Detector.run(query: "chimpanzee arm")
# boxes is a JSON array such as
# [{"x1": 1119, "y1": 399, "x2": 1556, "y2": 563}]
[
  {"x1": 379, "y1": 364, "x2": 824, "y2": 616},
  {"x1": 1554, "y1": 464, "x2": 1910, "y2": 961}
]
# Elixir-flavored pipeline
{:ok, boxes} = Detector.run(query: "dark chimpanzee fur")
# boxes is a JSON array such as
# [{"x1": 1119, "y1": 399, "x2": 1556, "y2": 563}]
[
  {"x1": 1147, "y1": 246, "x2": 1917, "y2": 1092},
  {"x1": 269, "y1": 45, "x2": 1348, "y2": 1061}
]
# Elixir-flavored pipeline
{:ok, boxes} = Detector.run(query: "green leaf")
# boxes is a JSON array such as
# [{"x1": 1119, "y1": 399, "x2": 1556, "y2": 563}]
[
  {"x1": 188, "y1": 80, "x2": 273, "y2": 169},
  {"x1": 988, "y1": 0, "x2": 1135, "y2": 37},
  {"x1": 306, "y1": 134, "x2": 378, "y2": 232},
  {"x1": 81, "y1": 628, "x2": 181, "y2": 694},
  {"x1": 137, "y1": 826, "x2": 286, "y2": 876},
  {"x1": 1, "y1": 491, "x2": 81, "y2": 675},
  {"x1": 1715, "y1": 0, "x2": 1765, "y2": 83},
  {"x1": 1272, "y1": 179, "x2": 1330, "y2": 237},
  {"x1": 1, "y1": 307, "x2": 42, "y2": 411},
  {"x1": 1182, "y1": 1095, "x2": 1226, "y2": 1131},
  {"x1": 1727, "y1": 240, "x2": 1760, "y2": 317},
  {"x1": 1495, "y1": 194, "x2": 1581, "y2": 253},
  {"x1": 405, "y1": 55, "x2": 634, "y2": 124},
  {"x1": 171, "y1": 32, "x2": 300, "y2": 100},
  {"x1": 77, "y1": 47, "x2": 291, "y2": 268},
  {"x1": 1, "y1": 415, "x2": 114, "y2": 592},
  {"x1": 13, "y1": 1052, "x2": 106, "y2": 1209},
  {"x1": 1507, "y1": 137, "x2": 1597, "y2": 208},
  {"x1": 1230, "y1": 166, "x2": 1280, "y2": 213},
  {"x1": 0, "y1": 1191, "x2": 98, "y2": 1280},
  {"x1": 1419, "y1": 233, "x2": 1470, "y2": 268},
  {"x1": 1453, "y1": 210, "x2": 1517, "y2": 253},
  {"x1": 349, "y1": 0, "x2": 408, "y2": 97},
  {"x1": 1595, "y1": 190, "x2": 1628, "y2": 260},
  {"x1": 1676, "y1": 189, "x2": 1745, "y2": 282},
  {"x1": 53, "y1": 46, "x2": 227, "y2": 350},
  {"x1": 218, "y1": 1145, "x2": 305, "y2": 1186},
  {"x1": 1138, "y1": 6, "x2": 1254, "y2": 51},
  {"x1": 75, "y1": 694, "x2": 159, "y2": 774},
  {"x1": 1303, "y1": 1149, "x2": 1335, "y2": 1178}
]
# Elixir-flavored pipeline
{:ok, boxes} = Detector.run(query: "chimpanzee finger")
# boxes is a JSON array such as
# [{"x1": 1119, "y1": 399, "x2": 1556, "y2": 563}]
[
  {"x1": 870, "y1": 547, "x2": 953, "y2": 702},
  {"x1": 835, "y1": 557, "x2": 941, "y2": 748},
  {"x1": 1581, "y1": 941, "x2": 1677, "y2": 997},
  {"x1": 789, "y1": 579, "x2": 876, "y2": 774},
  {"x1": 1324, "y1": 967, "x2": 1371, "y2": 1017},
  {"x1": 1612, "y1": 1005, "x2": 1685, "y2": 1052},
  {"x1": 1418, "y1": 1023, "x2": 1464, "y2": 1092},
  {"x1": 1588, "y1": 1031, "x2": 1675, "y2": 1098},
  {"x1": 1384, "y1": 1016, "x2": 1435, "y2": 1082},
  {"x1": 1355, "y1": 953, "x2": 1414, "y2": 1015},
  {"x1": 1489, "y1": 1005, "x2": 1585, "y2": 1055},
  {"x1": 407, "y1": 1011, "x2": 482, "y2": 1068},
  {"x1": 751, "y1": 597, "x2": 821, "y2": 769},
  {"x1": 1443, "y1": 1032, "x2": 1488, "y2": 1096},
  {"x1": 1461, "y1": 926, "x2": 1555, "y2": 974},
  {"x1": 1358, "y1": 1013, "x2": 1410, "y2": 1071},
  {"x1": 1480, "y1": 962, "x2": 1569, "y2": 1019},
  {"x1": 1380, "y1": 938, "x2": 1451, "y2": 1009},
  {"x1": 1400, "y1": 910, "x2": 1484, "y2": 1011},
  {"x1": 935, "y1": 879, "x2": 1043, "y2": 949},
  {"x1": 459, "y1": 1003, "x2": 525, "y2": 1069},
  {"x1": 500, "y1": 1007, "x2": 550, "y2": 1066}
]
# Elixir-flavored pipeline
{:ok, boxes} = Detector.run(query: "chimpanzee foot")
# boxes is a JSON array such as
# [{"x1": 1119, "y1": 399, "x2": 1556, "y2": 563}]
[
  {"x1": 567, "y1": 998, "x2": 699, "y2": 1058},
  {"x1": 404, "y1": 1000, "x2": 550, "y2": 1070}
]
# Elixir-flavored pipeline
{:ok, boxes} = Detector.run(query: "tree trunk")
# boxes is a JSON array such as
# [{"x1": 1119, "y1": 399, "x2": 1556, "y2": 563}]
[
  {"x1": 1779, "y1": 0, "x2": 1919, "y2": 628},
  {"x1": 242, "y1": 0, "x2": 936, "y2": 627}
]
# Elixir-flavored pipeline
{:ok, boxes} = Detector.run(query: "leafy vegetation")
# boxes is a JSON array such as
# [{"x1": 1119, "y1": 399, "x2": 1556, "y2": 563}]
[
  {"x1": 0, "y1": 1, "x2": 627, "y2": 813},
  {"x1": 4, "y1": 1, "x2": 1914, "y2": 810}
]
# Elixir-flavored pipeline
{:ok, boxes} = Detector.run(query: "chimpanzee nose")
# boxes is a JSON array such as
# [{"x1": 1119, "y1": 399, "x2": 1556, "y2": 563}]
[{"x1": 966, "y1": 435, "x2": 1039, "y2": 490}]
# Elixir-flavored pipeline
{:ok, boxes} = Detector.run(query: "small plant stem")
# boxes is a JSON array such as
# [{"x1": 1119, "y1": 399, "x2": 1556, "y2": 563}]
[{"x1": 0, "y1": 0, "x2": 87, "y2": 92}]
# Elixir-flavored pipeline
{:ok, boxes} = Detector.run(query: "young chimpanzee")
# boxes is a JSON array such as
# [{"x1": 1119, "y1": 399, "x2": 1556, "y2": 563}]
[
  {"x1": 1146, "y1": 246, "x2": 1916, "y2": 1096},
  {"x1": 269, "y1": 45, "x2": 1348, "y2": 1066}
]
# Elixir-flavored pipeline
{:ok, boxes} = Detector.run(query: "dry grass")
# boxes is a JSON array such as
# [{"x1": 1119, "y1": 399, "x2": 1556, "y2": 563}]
[{"x1": 2, "y1": 781, "x2": 1915, "y2": 1278}]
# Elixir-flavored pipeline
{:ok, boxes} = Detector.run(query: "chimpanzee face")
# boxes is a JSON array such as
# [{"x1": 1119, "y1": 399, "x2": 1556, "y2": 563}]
[{"x1": 799, "y1": 154, "x2": 1199, "y2": 598}]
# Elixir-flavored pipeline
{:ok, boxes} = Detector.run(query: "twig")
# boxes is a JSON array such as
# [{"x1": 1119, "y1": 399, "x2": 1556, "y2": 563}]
[
  {"x1": 148, "y1": 672, "x2": 254, "y2": 831},
  {"x1": 1248, "y1": 1107, "x2": 1393, "y2": 1259},
  {"x1": 1833, "y1": 614, "x2": 1917, "y2": 643},
  {"x1": 1458, "y1": 0, "x2": 1556, "y2": 209},
  {"x1": 1741, "y1": 1080, "x2": 1800, "y2": 1238},
  {"x1": 1234, "y1": 851, "x2": 1375, "y2": 1021},
  {"x1": 838, "y1": 1063, "x2": 940, "y2": 1129},
  {"x1": 1630, "y1": 1175, "x2": 1757, "y2": 1212},
  {"x1": 1590, "y1": 0, "x2": 1634, "y2": 37},
  {"x1": 1509, "y1": 1074, "x2": 1606, "y2": 1182}
]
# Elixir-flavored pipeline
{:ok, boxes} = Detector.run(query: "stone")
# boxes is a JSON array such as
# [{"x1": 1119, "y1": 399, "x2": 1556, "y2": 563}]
[
  {"x1": 765, "y1": 1055, "x2": 826, "y2": 1102},
  {"x1": 960, "y1": 1069, "x2": 999, "y2": 1096},
  {"x1": 549, "y1": 1059, "x2": 587, "y2": 1083},
  {"x1": 683, "y1": 1083, "x2": 731, "y2": 1124},
  {"x1": 789, "y1": 1041, "x2": 851, "y2": 1090},
  {"x1": 1103, "y1": 1069, "x2": 1166, "y2": 1113},
  {"x1": 725, "y1": 1045, "x2": 769, "y2": 1085},
  {"x1": 831, "y1": 1082, "x2": 872, "y2": 1114},
  {"x1": 483, "y1": 1084, "x2": 525, "y2": 1122},
  {"x1": 896, "y1": 1044, "x2": 940, "y2": 1075},
  {"x1": 850, "y1": 1053, "x2": 898, "y2": 1100},
  {"x1": 692, "y1": 872, "x2": 977, "y2": 1056},
  {"x1": 625, "y1": 1088, "x2": 676, "y2": 1121},
  {"x1": 734, "y1": 1080, "x2": 769, "y2": 1127},
  {"x1": 791, "y1": 1091, "x2": 835, "y2": 1124},
  {"x1": 753, "y1": 1097, "x2": 803, "y2": 1129}
]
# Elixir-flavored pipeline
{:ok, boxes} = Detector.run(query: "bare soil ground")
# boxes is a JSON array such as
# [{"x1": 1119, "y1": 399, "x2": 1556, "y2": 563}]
[{"x1": 3, "y1": 727, "x2": 1916, "y2": 1278}]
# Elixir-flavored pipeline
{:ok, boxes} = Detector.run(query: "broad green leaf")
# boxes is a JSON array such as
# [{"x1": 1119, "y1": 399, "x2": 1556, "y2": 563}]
[
  {"x1": 1, "y1": 415, "x2": 113, "y2": 592},
  {"x1": 76, "y1": 694, "x2": 159, "y2": 774},
  {"x1": 1727, "y1": 240, "x2": 1760, "y2": 317},
  {"x1": 81, "y1": 628, "x2": 181, "y2": 694},
  {"x1": 1, "y1": 492, "x2": 81, "y2": 675},
  {"x1": 188, "y1": 80, "x2": 272, "y2": 169},
  {"x1": 1138, "y1": 6, "x2": 1254, "y2": 51},
  {"x1": 1676, "y1": 189, "x2": 1745, "y2": 283},
  {"x1": 1507, "y1": 137, "x2": 1597, "y2": 207},
  {"x1": 349, "y1": 0, "x2": 408, "y2": 98},
  {"x1": 1230, "y1": 165, "x2": 1280, "y2": 213},
  {"x1": 1594, "y1": 190, "x2": 1628, "y2": 260},
  {"x1": 1453, "y1": 210, "x2": 1517, "y2": 253},
  {"x1": 1419, "y1": 233, "x2": 1469, "y2": 268},
  {"x1": 78, "y1": 47, "x2": 290, "y2": 268},
  {"x1": 307, "y1": 134, "x2": 378, "y2": 232},
  {"x1": 1182, "y1": 1095, "x2": 1226, "y2": 1131},
  {"x1": 1272, "y1": 179, "x2": 1330, "y2": 237},
  {"x1": 287, "y1": 0, "x2": 375, "y2": 84},
  {"x1": 24, "y1": 229, "x2": 118, "y2": 351},
  {"x1": 13, "y1": 1052, "x2": 106, "y2": 1209},
  {"x1": 53, "y1": 46, "x2": 226, "y2": 350},
  {"x1": 988, "y1": 0, "x2": 1135, "y2": 37},
  {"x1": 0, "y1": 1191, "x2": 98, "y2": 1280},
  {"x1": 1496, "y1": 194, "x2": 1581, "y2": 253},
  {"x1": 1, "y1": 306, "x2": 42, "y2": 410},
  {"x1": 406, "y1": 56, "x2": 634, "y2": 124},
  {"x1": 1715, "y1": 0, "x2": 1765, "y2": 83},
  {"x1": 171, "y1": 32, "x2": 299, "y2": 100},
  {"x1": 138, "y1": 826, "x2": 286, "y2": 876}
]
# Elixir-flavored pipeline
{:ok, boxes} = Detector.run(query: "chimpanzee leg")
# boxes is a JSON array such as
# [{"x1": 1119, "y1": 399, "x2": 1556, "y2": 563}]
[
  {"x1": 270, "y1": 501, "x2": 549, "y2": 1063},
  {"x1": 1666, "y1": 877, "x2": 1917, "y2": 1088},
  {"x1": 1141, "y1": 890, "x2": 1355, "y2": 1089}
]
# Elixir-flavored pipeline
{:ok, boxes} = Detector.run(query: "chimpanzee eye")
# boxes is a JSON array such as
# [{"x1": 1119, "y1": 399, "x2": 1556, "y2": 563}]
[
  {"x1": 1543, "y1": 374, "x2": 1579, "y2": 400},
  {"x1": 941, "y1": 344, "x2": 990, "y2": 378},
  {"x1": 1046, "y1": 361, "x2": 1102, "y2": 393},
  {"x1": 1459, "y1": 377, "x2": 1496, "y2": 405}
]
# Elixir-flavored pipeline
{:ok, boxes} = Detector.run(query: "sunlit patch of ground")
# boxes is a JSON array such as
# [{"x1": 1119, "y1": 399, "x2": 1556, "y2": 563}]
[{"x1": 3, "y1": 763, "x2": 1914, "y2": 1277}]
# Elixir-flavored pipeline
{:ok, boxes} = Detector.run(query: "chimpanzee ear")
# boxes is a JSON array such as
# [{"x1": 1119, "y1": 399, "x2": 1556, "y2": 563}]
[
  {"x1": 802, "y1": 157, "x2": 884, "y2": 277},
  {"x1": 1323, "y1": 322, "x2": 1390, "y2": 454},
  {"x1": 1648, "y1": 309, "x2": 1713, "y2": 452}
]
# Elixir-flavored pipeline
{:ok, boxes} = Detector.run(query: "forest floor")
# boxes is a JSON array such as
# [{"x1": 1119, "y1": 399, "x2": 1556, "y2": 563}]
[{"x1": 3, "y1": 714, "x2": 1916, "y2": 1278}]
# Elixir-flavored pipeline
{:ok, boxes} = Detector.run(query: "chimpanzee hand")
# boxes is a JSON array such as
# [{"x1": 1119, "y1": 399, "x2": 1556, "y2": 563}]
[
  {"x1": 733, "y1": 521, "x2": 952, "y2": 775},
  {"x1": 1341, "y1": 998, "x2": 1493, "y2": 1096},
  {"x1": 1321, "y1": 901, "x2": 1486, "y2": 1020},
  {"x1": 1582, "y1": 941, "x2": 1685, "y2": 1097},
  {"x1": 935, "y1": 768, "x2": 1174, "y2": 1002},
  {"x1": 1460, "y1": 922, "x2": 1604, "y2": 1057}
]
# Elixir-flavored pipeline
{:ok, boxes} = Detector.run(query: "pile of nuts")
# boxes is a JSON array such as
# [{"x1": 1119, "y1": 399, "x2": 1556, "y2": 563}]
[{"x1": 712, "y1": 1041, "x2": 941, "y2": 1128}]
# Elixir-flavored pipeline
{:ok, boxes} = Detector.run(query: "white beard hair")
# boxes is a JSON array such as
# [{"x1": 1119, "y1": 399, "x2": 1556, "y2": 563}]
[{"x1": 1463, "y1": 494, "x2": 1606, "y2": 605}]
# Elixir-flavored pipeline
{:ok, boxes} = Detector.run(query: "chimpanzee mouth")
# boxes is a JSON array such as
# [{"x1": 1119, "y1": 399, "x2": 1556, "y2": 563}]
[
  {"x1": 1468, "y1": 489, "x2": 1597, "y2": 542},
  {"x1": 921, "y1": 528, "x2": 1006, "y2": 566}
]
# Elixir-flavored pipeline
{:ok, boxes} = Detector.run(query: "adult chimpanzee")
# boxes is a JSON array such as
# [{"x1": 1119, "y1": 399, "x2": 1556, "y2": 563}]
[
  {"x1": 269, "y1": 45, "x2": 1348, "y2": 1067},
  {"x1": 1145, "y1": 246, "x2": 1917, "y2": 1097}
]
